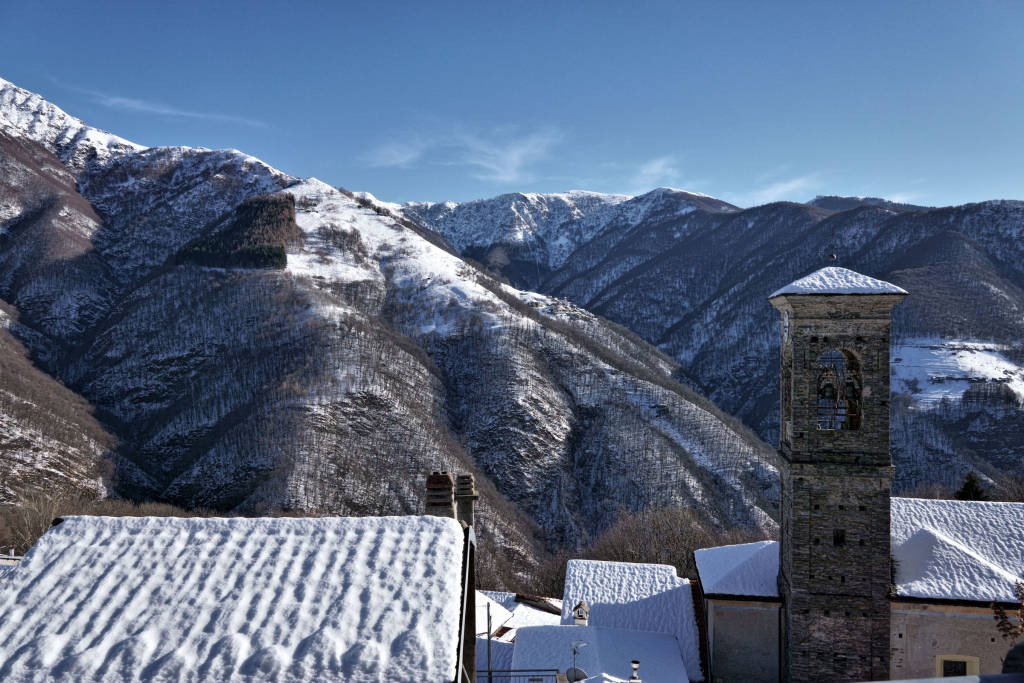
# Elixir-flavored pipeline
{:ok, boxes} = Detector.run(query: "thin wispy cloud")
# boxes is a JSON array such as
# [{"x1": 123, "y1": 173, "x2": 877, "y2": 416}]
[
  {"x1": 52, "y1": 79, "x2": 267, "y2": 128},
  {"x1": 365, "y1": 125, "x2": 562, "y2": 184},
  {"x1": 630, "y1": 155, "x2": 681, "y2": 192},
  {"x1": 737, "y1": 173, "x2": 821, "y2": 207},
  {"x1": 456, "y1": 129, "x2": 561, "y2": 183},
  {"x1": 366, "y1": 139, "x2": 429, "y2": 168}
]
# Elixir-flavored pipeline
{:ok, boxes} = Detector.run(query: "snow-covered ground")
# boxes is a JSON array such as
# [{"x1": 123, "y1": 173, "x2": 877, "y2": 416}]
[{"x1": 892, "y1": 338, "x2": 1024, "y2": 406}]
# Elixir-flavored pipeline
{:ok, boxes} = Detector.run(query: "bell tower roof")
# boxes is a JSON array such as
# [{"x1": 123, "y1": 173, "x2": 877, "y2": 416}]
[{"x1": 769, "y1": 266, "x2": 907, "y2": 298}]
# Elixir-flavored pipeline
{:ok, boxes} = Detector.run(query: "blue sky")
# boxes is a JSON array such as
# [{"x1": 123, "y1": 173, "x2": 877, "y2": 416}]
[{"x1": 1, "y1": 1, "x2": 1022, "y2": 206}]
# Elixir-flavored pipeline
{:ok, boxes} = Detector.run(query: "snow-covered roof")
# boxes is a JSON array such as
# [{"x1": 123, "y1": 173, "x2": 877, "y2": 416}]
[
  {"x1": 476, "y1": 591, "x2": 514, "y2": 636},
  {"x1": 475, "y1": 591, "x2": 562, "y2": 643},
  {"x1": 475, "y1": 637, "x2": 514, "y2": 671},
  {"x1": 0, "y1": 515, "x2": 467, "y2": 682},
  {"x1": 695, "y1": 498, "x2": 1024, "y2": 604},
  {"x1": 770, "y1": 266, "x2": 908, "y2": 297},
  {"x1": 503, "y1": 601, "x2": 562, "y2": 630},
  {"x1": 891, "y1": 497, "x2": 1024, "y2": 603},
  {"x1": 561, "y1": 559, "x2": 702, "y2": 680},
  {"x1": 694, "y1": 540, "x2": 779, "y2": 598},
  {"x1": 511, "y1": 624, "x2": 688, "y2": 683}
]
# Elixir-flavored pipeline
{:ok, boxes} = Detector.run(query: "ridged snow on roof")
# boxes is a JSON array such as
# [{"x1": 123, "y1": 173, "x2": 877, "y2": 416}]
[
  {"x1": 0, "y1": 515, "x2": 466, "y2": 682},
  {"x1": 695, "y1": 498, "x2": 1024, "y2": 604},
  {"x1": 560, "y1": 559, "x2": 701, "y2": 681},
  {"x1": 770, "y1": 266, "x2": 908, "y2": 297},
  {"x1": 694, "y1": 540, "x2": 779, "y2": 598}
]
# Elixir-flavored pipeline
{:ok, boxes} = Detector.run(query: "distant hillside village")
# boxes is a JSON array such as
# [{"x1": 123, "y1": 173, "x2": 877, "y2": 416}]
[{"x1": 1, "y1": 267, "x2": 1023, "y2": 683}]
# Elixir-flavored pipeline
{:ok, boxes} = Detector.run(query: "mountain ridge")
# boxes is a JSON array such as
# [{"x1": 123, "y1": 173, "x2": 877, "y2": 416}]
[
  {"x1": 405, "y1": 188, "x2": 1024, "y2": 494},
  {"x1": 0, "y1": 76, "x2": 778, "y2": 580}
]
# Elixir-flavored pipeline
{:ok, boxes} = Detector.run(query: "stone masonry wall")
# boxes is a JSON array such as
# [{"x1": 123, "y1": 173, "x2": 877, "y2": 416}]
[{"x1": 773, "y1": 292, "x2": 904, "y2": 682}]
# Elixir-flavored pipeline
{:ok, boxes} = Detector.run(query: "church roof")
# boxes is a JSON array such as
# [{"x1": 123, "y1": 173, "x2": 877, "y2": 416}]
[
  {"x1": 891, "y1": 497, "x2": 1024, "y2": 603},
  {"x1": 770, "y1": 266, "x2": 908, "y2": 297},
  {"x1": 0, "y1": 515, "x2": 467, "y2": 682},
  {"x1": 695, "y1": 498, "x2": 1024, "y2": 604}
]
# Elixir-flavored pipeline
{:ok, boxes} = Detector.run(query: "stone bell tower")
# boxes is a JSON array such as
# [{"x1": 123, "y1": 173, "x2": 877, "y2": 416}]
[{"x1": 769, "y1": 267, "x2": 906, "y2": 683}]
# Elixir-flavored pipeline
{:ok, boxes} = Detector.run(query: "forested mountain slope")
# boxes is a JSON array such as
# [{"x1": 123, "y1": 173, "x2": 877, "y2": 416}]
[
  {"x1": 405, "y1": 192, "x2": 1024, "y2": 493},
  {"x1": 0, "y1": 77, "x2": 777, "y2": 575}
]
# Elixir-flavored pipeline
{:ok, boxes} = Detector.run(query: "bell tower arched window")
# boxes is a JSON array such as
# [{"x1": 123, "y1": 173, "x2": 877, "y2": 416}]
[{"x1": 816, "y1": 349, "x2": 862, "y2": 430}]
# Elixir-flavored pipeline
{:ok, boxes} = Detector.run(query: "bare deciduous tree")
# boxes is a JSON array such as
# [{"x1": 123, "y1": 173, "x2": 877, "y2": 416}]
[{"x1": 993, "y1": 581, "x2": 1024, "y2": 646}]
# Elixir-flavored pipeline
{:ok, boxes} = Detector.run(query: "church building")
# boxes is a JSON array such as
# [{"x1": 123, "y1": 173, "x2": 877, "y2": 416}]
[{"x1": 694, "y1": 267, "x2": 1024, "y2": 682}]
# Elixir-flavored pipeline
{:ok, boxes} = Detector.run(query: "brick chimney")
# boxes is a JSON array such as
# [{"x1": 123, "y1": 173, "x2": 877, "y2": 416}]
[
  {"x1": 454, "y1": 473, "x2": 479, "y2": 527},
  {"x1": 425, "y1": 471, "x2": 456, "y2": 518}
]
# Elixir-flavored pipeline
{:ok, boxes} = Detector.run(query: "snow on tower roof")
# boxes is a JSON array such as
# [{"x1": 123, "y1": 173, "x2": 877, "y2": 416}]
[
  {"x1": 695, "y1": 498, "x2": 1024, "y2": 605},
  {"x1": 561, "y1": 559, "x2": 702, "y2": 680},
  {"x1": 0, "y1": 515, "x2": 467, "y2": 682},
  {"x1": 694, "y1": 540, "x2": 780, "y2": 598},
  {"x1": 511, "y1": 624, "x2": 689, "y2": 683},
  {"x1": 770, "y1": 266, "x2": 907, "y2": 297}
]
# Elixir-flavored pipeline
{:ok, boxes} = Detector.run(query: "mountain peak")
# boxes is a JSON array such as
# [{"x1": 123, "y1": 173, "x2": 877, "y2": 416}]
[{"x1": 0, "y1": 75, "x2": 144, "y2": 171}]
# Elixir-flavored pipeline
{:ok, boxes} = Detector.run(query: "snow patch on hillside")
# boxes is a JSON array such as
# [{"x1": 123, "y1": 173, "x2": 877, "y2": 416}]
[
  {"x1": 892, "y1": 339, "x2": 1024, "y2": 406},
  {"x1": 288, "y1": 179, "x2": 509, "y2": 336}
]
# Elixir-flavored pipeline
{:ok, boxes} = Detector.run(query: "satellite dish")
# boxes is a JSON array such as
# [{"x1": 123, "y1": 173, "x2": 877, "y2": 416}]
[{"x1": 566, "y1": 666, "x2": 589, "y2": 682}]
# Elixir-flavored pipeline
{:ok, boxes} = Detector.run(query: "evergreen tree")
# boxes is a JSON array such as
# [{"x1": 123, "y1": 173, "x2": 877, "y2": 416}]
[{"x1": 955, "y1": 472, "x2": 988, "y2": 501}]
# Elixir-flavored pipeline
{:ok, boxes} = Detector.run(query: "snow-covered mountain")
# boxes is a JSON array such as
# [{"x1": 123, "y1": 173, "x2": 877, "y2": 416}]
[
  {"x1": 0, "y1": 77, "x2": 778, "y2": 576},
  {"x1": 407, "y1": 189, "x2": 1024, "y2": 494},
  {"x1": 399, "y1": 188, "x2": 738, "y2": 289}
]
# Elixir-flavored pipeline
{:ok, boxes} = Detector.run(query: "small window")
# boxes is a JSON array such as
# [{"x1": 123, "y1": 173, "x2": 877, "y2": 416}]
[
  {"x1": 936, "y1": 655, "x2": 979, "y2": 677},
  {"x1": 943, "y1": 661, "x2": 966, "y2": 677},
  {"x1": 833, "y1": 529, "x2": 846, "y2": 546}
]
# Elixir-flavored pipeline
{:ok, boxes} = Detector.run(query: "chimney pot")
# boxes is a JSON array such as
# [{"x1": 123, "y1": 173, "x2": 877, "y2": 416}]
[
  {"x1": 454, "y1": 473, "x2": 479, "y2": 527},
  {"x1": 425, "y1": 471, "x2": 456, "y2": 519}
]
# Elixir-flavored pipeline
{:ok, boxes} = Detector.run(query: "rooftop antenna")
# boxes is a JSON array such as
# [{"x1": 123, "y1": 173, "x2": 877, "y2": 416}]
[{"x1": 567, "y1": 641, "x2": 589, "y2": 682}]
